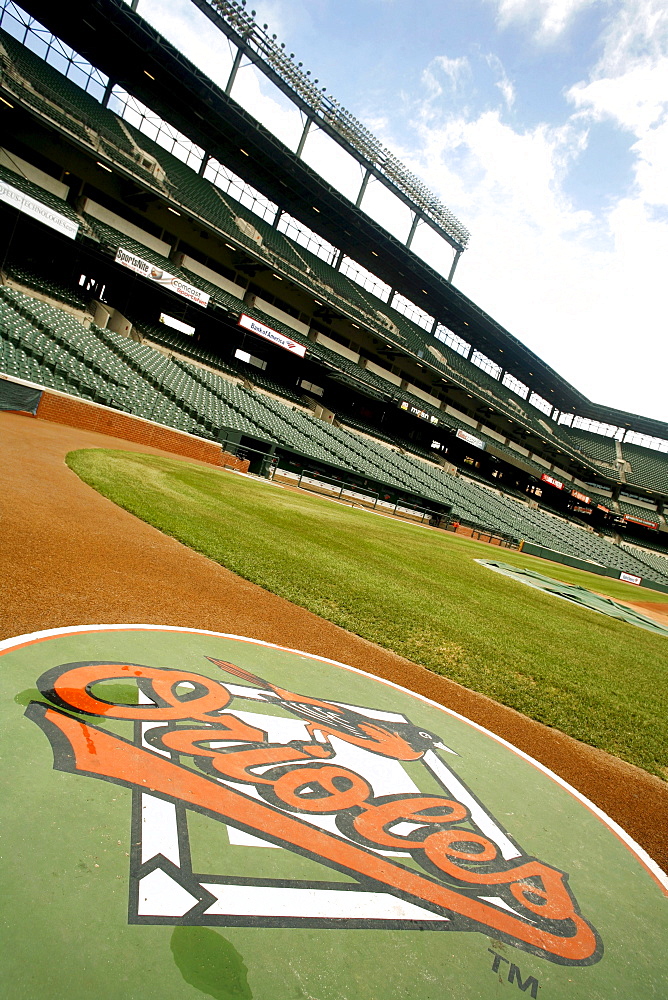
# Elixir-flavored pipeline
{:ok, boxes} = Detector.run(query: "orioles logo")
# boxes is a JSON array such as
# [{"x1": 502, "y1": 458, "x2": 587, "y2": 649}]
[{"x1": 26, "y1": 655, "x2": 602, "y2": 966}]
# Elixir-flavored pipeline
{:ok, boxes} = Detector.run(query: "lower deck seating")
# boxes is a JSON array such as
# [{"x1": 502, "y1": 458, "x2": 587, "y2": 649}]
[{"x1": 2, "y1": 284, "x2": 667, "y2": 585}]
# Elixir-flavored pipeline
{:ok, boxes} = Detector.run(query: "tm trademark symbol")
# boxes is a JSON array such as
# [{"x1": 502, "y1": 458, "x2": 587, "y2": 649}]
[{"x1": 488, "y1": 949, "x2": 540, "y2": 998}]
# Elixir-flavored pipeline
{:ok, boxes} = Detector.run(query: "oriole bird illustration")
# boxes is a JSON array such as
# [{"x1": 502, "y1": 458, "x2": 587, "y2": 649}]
[{"x1": 205, "y1": 657, "x2": 456, "y2": 761}]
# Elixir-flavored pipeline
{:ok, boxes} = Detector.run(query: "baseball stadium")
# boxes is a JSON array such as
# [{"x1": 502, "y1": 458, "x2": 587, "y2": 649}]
[{"x1": 1, "y1": 1, "x2": 667, "y2": 997}]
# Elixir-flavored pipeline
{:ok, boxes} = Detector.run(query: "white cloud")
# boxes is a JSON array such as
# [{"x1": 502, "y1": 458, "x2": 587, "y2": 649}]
[
  {"x1": 421, "y1": 56, "x2": 470, "y2": 99},
  {"x1": 567, "y1": 0, "x2": 668, "y2": 219},
  {"x1": 373, "y1": 62, "x2": 666, "y2": 418},
  {"x1": 485, "y1": 53, "x2": 516, "y2": 109},
  {"x1": 489, "y1": 0, "x2": 603, "y2": 41}
]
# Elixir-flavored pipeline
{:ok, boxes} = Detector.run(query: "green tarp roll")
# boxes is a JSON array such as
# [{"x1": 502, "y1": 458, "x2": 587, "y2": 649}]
[{"x1": 0, "y1": 377, "x2": 42, "y2": 414}]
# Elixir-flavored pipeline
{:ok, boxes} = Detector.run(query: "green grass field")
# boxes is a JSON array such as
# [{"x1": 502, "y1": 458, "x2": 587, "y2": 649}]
[{"x1": 67, "y1": 448, "x2": 668, "y2": 778}]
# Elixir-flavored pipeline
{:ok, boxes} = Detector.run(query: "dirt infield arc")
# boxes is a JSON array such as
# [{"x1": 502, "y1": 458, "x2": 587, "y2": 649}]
[{"x1": 1, "y1": 409, "x2": 667, "y2": 872}]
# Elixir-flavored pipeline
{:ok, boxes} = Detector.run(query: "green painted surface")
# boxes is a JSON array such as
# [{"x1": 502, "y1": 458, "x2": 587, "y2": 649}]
[{"x1": 1, "y1": 626, "x2": 666, "y2": 999}]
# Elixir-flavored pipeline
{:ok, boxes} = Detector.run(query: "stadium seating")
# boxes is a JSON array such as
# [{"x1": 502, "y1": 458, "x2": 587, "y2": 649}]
[
  {"x1": 621, "y1": 443, "x2": 668, "y2": 494},
  {"x1": 0, "y1": 163, "x2": 80, "y2": 225},
  {"x1": 617, "y1": 500, "x2": 662, "y2": 526},
  {"x1": 6, "y1": 18, "x2": 668, "y2": 510},
  {"x1": 3, "y1": 281, "x2": 668, "y2": 584},
  {"x1": 3, "y1": 13, "x2": 668, "y2": 586},
  {"x1": 620, "y1": 544, "x2": 668, "y2": 584},
  {"x1": 3, "y1": 260, "x2": 88, "y2": 310},
  {"x1": 0, "y1": 28, "x2": 167, "y2": 182},
  {"x1": 565, "y1": 427, "x2": 618, "y2": 466}
]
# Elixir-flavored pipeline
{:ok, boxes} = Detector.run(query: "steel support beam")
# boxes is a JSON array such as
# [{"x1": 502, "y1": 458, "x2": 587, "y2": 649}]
[
  {"x1": 101, "y1": 78, "x2": 115, "y2": 108},
  {"x1": 225, "y1": 45, "x2": 244, "y2": 96},
  {"x1": 356, "y1": 168, "x2": 371, "y2": 209},
  {"x1": 448, "y1": 249, "x2": 462, "y2": 284},
  {"x1": 406, "y1": 212, "x2": 420, "y2": 249},
  {"x1": 296, "y1": 117, "x2": 312, "y2": 159}
]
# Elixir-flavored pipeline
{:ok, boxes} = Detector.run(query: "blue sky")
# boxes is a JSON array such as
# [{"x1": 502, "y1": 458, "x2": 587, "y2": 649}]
[{"x1": 134, "y1": 0, "x2": 668, "y2": 424}]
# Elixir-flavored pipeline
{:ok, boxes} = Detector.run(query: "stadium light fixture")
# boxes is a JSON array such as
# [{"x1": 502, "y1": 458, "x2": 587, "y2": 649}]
[
  {"x1": 167, "y1": 206, "x2": 180, "y2": 215},
  {"x1": 240, "y1": 148, "x2": 249, "y2": 156},
  {"x1": 0, "y1": 96, "x2": 14, "y2": 108},
  {"x1": 96, "y1": 161, "x2": 112, "y2": 172},
  {"x1": 143, "y1": 70, "x2": 156, "y2": 80},
  {"x1": 224, "y1": 243, "x2": 237, "y2": 250},
  {"x1": 202, "y1": 0, "x2": 470, "y2": 251}
]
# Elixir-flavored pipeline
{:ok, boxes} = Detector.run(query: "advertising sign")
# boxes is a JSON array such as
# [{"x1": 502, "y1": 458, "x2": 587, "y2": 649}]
[
  {"x1": 540, "y1": 474, "x2": 564, "y2": 490},
  {"x1": 114, "y1": 247, "x2": 209, "y2": 307},
  {"x1": 596, "y1": 504, "x2": 610, "y2": 513},
  {"x1": 571, "y1": 489, "x2": 591, "y2": 504},
  {"x1": 619, "y1": 571, "x2": 642, "y2": 585},
  {"x1": 0, "y1": 178, "x2": 79, "y2": 239},
  {"x1": 401, "y1": 401, "x2": 439, "y2": 425},
  {"x1": 623, "y1": 515, "x2": 659, "y2": 530},
  {"x1": 238, "y1": 313, "x2": 306, "y2": 357},
  {"x1": 456, "y1": 428, "x2": 486, "y2": 451}
]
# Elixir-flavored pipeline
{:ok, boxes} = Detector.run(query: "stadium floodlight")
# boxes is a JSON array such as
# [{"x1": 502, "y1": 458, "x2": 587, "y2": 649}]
[{"x1": 190, "y1": 0, "x2": 471, "y2": 253}]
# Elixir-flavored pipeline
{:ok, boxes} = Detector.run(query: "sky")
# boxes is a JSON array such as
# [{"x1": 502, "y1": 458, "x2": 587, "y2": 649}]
[{"x1": 132, "y1": 0, "x2": 668, "y2": 425}]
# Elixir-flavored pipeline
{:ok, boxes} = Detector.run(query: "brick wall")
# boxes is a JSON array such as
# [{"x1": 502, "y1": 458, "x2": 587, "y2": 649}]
[{"x1": 35, "y1": 389, "x2": 250, "y2": 472}]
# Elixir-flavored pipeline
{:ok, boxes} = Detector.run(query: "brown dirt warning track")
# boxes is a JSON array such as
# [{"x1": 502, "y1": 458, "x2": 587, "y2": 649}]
[{"x1": 2, "y1": 409, "x2": 667, "y2": 871}]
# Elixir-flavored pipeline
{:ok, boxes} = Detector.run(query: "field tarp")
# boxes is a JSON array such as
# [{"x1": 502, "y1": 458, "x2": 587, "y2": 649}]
[{"x1": 0, "y1": 377, "x2": 42, "y2": 414}]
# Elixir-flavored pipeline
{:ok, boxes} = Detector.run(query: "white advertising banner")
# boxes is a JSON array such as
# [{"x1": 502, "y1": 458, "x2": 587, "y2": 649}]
[
  {"x1": 0, "y1": 178, "x2": 79, "y2": 239},
  {"x1": 456, "y1": 428, "x2": 486, "y2": 451},
  {"x1": 114, "y1": 247, "x2": 209, "y2": 307},
  {"x1": 238, "y1": 313, "x2": 306, "y2": 357},
  {"x1": 619, "y1": 572, "x2": 642, "y2": 586}
]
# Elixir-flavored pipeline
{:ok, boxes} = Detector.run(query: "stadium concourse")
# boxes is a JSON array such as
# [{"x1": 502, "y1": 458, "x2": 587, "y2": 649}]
[{"x1": 1, "y1": 2, "x2": 668, "y2": 997}]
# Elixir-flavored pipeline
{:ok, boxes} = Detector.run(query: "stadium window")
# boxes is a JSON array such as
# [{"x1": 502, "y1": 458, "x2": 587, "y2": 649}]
[
  {"x1": 502, "y1": 371, "x2": 529, "y2": 400},
  {"x1": 433, "y1": 324, "x2": 470, "y2": 359},
  {"x1": 276, "y1": 213, "x2": 338, "y2": 265},
  {"x1": 390, "y1": 292, "x2": 434, "y2": 332},
  {"x1": 0, "y1": 1, "x2": 109, "y2": 101},
  {"x1": 204, "y1": 156, "x2": 278, "y2": 224},
  {"x1": 528, "y1": 392, "x2": 552, "y2": 415},
  {"x1": 339, "y1": 256, "x2": 392, "y2": 302},
  {"x1": 470, "y1": 350, "x2": 502, "y2": 380},
  {"x1": 624, "y1": 430, "x2": 668, "y2": 453},
  {"x1": 572, "y1": 416, "x2": 619, "y2": 437},
  {"x1": 108, "y1": 86, "x2": 205, "y2": 171}
]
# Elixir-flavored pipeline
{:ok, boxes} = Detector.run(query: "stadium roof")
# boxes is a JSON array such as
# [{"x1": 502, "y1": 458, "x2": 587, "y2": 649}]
[{"x1": 17, "y1": 0, "x2": 668, "y2": 441}]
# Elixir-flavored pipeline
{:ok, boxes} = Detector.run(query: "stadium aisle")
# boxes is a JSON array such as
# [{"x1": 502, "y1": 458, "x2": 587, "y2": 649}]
[{"x1": 1, "y1": 408, "x2": 667, "y2": 871}]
